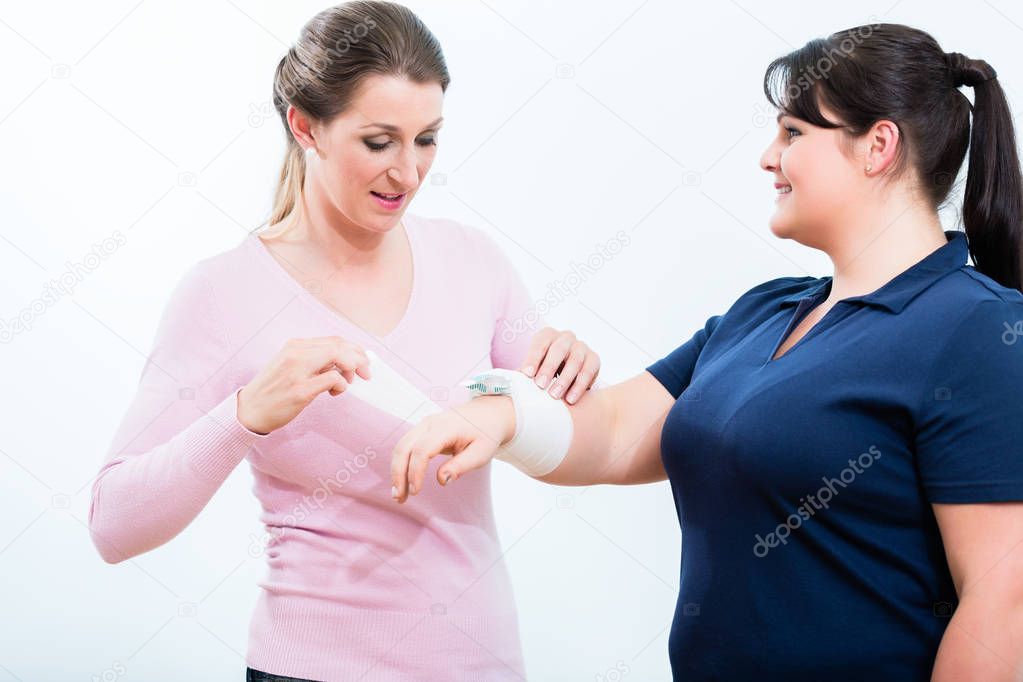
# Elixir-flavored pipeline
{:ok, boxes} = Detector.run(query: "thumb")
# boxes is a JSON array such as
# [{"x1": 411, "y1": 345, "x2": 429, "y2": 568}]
[{"x1": 437, "y1": 438, "x2": 497, "y2": 486}]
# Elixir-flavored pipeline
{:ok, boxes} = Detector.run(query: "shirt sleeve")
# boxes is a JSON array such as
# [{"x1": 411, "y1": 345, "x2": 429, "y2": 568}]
[
  {"x1": 645, "y1": 314, "x2": 723, "y2": 399},
  {"x1": 88, "y1": 263, "x2": 269, "y2": 563},
  {"x1": 915, "y1": 298, "x2": 1023, "y2": 503},
  {"x1": 476, "y1": 231, "x2": 544, "y2": 371}
]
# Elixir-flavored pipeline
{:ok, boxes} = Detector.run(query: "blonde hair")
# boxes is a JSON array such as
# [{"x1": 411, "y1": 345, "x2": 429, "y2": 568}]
[
  {"x1": 267, "y1": 144, "x2": 307, "y2": 234},
  {"x1": 261, "y1": 1, "x2": 450, "y2": 235}
]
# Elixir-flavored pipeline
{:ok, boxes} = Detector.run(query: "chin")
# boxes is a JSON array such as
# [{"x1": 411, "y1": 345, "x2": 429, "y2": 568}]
[
  {"x1": 768, "y1": 214, "x2": 795, "y2": 239},
  {"x1": 357, "y1": 212, "x2": 403, "y2": 233}
]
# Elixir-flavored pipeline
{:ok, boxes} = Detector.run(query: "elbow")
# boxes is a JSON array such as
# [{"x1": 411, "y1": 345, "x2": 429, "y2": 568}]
[
  {"x1": 88, "y1": 494, "x2": 135, "y2": 564},
  {"x1": 95, "y1": 545, "x2": 128, "y2": 565},
  {"x1": 88, "y1": 515, "x2": 131, "y2": 564}
]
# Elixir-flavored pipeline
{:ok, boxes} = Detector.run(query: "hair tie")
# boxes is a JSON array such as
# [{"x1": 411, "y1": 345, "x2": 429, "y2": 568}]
[{"x1": 945, "y1": 51, "x2": 997, "y2": 87}]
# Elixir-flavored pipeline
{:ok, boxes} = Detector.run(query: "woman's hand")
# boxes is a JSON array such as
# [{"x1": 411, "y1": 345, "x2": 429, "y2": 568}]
[
  {"x1": 520, "y1": 327, "x2": 600, "y2": 404},
  {"x1": 390, "y1": 397, "x2": 516, "y2": 503},
  {"x1": 236, "y1": 336, "x2": 372, "y2": 435}
]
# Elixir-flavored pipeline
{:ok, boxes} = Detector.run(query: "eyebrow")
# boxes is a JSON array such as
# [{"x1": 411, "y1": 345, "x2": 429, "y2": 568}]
[{"x1": 360, "y1": 117, "x2": 444, "y2": 132}]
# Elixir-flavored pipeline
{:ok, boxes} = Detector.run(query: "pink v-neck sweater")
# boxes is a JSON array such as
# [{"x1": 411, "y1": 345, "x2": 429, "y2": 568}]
[{"x1": 88, "y1": 214, "x2": 543, "y2": 681}]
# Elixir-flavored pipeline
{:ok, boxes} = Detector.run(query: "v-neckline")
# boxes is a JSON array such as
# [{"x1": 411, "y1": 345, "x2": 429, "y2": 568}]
[
  {"x1": 767, "y1": 287, "x2": 833, "y2": 364},
  {"x1": 247, "y1": 218, "x2": 421, "y2": 344}
]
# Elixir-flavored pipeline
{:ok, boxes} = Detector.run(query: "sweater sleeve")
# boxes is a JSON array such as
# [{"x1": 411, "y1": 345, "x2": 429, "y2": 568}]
[
  {"x1": 88, "y1": 262, "x2": 269, "y2": 564},
  {"x1": 478, "y1": 231, "x2": 546, "y2": 371}
]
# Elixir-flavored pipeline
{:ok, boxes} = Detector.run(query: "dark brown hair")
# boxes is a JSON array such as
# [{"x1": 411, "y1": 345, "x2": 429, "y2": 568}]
[
  {"x1": 764, "y1": 23, "x2": 1023, "y2": 292},
  {"x1": 266, "y1": 1, "x2": 450, "y2": 231}
]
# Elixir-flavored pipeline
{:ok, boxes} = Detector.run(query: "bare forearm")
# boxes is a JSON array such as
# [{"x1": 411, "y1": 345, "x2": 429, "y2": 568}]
[{"x1": 931, "y1": 595, "x2": 1023, "y2": 680}]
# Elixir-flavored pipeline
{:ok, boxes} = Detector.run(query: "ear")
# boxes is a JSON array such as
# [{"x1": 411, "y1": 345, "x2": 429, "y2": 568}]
[
  {"x1": 864, "y1": 119, "x2": 900, "y2": 175},
  {"x1": 286, "y1": 104, "x2": 318, "y2": 151}
]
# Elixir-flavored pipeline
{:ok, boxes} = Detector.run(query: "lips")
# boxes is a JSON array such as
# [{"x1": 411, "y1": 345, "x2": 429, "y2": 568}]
[{"x1": 370, "y1": 190, "x2": 408, "y2": 211}]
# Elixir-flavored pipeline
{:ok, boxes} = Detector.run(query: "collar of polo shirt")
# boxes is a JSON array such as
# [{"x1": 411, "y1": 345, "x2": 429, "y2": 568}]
[{"x1": 777, "y1": 230, "x2": 968, "y2": 314}]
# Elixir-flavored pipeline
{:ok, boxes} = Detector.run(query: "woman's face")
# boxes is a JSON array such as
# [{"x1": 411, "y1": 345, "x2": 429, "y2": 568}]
[
  {"x1": 759, "y1": 101, "x2": 864, "y2": 247},
  {"x1": 306, "y1": 74, "x2": 444, "y2": 234}
]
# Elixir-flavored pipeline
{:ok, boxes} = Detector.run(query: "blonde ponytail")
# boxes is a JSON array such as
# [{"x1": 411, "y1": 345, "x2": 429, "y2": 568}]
[{"x1": 268, "y1": 141, "x2": 306, "y2": 233}]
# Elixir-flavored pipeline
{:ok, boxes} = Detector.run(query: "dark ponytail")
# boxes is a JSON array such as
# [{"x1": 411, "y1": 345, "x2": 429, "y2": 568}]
[
  {"x1": 763, "y1": 24, "x2": 1023, "y2": 292},
  {"x1": 952, "y1": 53, "x2": 1023, "y2": 290}
]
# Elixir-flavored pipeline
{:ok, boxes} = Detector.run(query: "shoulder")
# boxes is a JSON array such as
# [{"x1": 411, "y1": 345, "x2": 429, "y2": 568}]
[
  {"x1": 728, "y1": 275, "x2": 824, "y2": 313},
  {"x1": 740, "y1": 275, "x2": 823, "y2": 298},
  {"x1": 936, "y1": 266, "x2": 1023, "y2": 308},
  {"x1": 404, "y1": 212, "x2": 514, "y2": 269},
  {"x1": 919, "y1": 267, "x2": 1023, "y2": 338},
  {"x1": 921, "y1": 269, "x2": 1023, "y2": 375},
  {"x1": 160, "y1": 235, "x2": 262, "y2": 325},
  {"x1": 148, "y1": 232, "x2": 255, "y2": 304},
  {"x1": 188, "y1": 234, "x2": 257, "y2": 284},
  {"x1": 671, "y1": 276, "x2": 823, "y2": 346}
]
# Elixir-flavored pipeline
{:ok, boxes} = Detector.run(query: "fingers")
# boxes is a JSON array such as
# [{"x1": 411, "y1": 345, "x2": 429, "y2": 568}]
[
  {"x1": 389, "y1": 414, "x2": 495, "y2": 503},
  {"x1": 547, "y1": 341, "x2": 590, "y2": 402},
  {"x1": 406, "y1": 428, "x2": 453, "y2": 498},
  {"x1": 533, "y1": 330, "x2": 576, "y2": 391},
  {"x1": 436, "y1": 438, "x2": 495, "y2": 486},
  {"x1": 306, "y1": 337, "x2": 371, "y2": 381},
  {"x1": 390, "y1": 425, "x2": 420, "y2": 503},
  {"x1": 391, "y1": 419, "x2": 449, "y2": 503},
  {"x1": 307, "y1": 367, "x2": 349, "y2": 398},
  {"x1": 519, "y1": 327, "x2": 558, "y2": 378},
  {"x1": 563, "y1": 348, "x2": 600, "y2": 404}
]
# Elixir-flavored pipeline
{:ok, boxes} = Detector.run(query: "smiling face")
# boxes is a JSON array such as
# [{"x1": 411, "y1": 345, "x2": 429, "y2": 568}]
[
  {"x1": 300, "y1": 74, "x2": 445, "y2": 234},
  {"x1": 759, "y1": 101, "x2": 866, "y2": 247}
]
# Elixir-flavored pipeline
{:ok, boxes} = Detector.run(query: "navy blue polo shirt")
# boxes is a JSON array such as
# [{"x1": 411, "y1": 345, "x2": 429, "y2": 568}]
[{"x1": 645, "y1": 230, "x2": 1023, "y2": 680}]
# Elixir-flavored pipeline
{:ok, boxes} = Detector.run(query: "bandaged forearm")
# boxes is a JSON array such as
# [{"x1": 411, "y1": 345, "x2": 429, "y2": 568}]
[{"x1": 464, "y1": 368, "x2": 573, "y2": 477}]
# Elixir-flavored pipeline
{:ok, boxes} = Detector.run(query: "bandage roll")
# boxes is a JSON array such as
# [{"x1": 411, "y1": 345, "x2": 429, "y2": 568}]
[
  {"x1": 463, "y1": 368, "x2": 573, "y2": 478},
  {"x1": 342, "y1": 350, "x2": 443, "y2": 425}
]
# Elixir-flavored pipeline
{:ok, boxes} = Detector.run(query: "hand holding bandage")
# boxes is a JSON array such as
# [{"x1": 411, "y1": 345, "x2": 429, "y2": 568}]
[
  {"x1": 342, "y1": 352, "x2": 518, "y2": 502},
  {"x1": 341, "y1": 350, "x2": 445, "y2": 425}
]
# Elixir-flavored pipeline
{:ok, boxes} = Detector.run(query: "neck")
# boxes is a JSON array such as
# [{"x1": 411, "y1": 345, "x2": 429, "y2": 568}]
[
  {"x1": 286, "y1": 174, "x2": 398, "y2": 272},
  {"x1": 823, "y1": 196, "x2": 947, "y2": 303}
]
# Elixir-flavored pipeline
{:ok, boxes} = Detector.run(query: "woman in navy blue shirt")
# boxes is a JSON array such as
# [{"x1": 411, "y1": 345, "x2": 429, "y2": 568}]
[{"x1": 391, "y1": 23, "x2": 1023, "y2": 680}]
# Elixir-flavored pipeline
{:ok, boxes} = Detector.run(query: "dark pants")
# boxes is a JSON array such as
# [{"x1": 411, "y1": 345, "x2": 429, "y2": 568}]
[{"x1": 246, "y1": 667, "x2": 319, "y2": 682}]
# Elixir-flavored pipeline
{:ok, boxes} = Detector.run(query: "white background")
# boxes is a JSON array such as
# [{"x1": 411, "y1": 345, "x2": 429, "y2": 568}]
[{"x1": 0, "y1": 0, "x2": 1018, "y2": 680}]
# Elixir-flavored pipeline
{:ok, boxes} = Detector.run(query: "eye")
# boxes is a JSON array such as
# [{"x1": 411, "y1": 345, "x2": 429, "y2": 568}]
[
  {"x1": 785, "y1": 126, "x2": 802, "y2": 140},
  {"x1": 415, "y1": 137, "x2": 437, "y2": 148},
  {"x1": 364, "y1": 139, "x2": 391, "y2": 152}
]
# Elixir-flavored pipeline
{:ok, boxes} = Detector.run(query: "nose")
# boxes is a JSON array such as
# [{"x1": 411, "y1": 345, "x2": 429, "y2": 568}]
[
  {"x1": 760, "y1": 137, "x2": 781, "y2": 174},
  {"x1": 387, "y1": 146, "x2": 419, "y2": 189}
]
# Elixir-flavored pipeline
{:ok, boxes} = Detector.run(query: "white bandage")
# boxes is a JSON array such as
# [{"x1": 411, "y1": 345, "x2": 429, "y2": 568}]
[
  {"x1": 463, "y1": 368, "x2": 573, "y2": 477},
  {"x1": 342, "y1": 350, "x2": 443, "y2": 425}
]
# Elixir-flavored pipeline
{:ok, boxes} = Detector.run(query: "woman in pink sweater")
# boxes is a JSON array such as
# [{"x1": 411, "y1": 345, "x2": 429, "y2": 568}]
[{"x1": 87, "y1": 3, "x2": 601, "y2": 680}]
